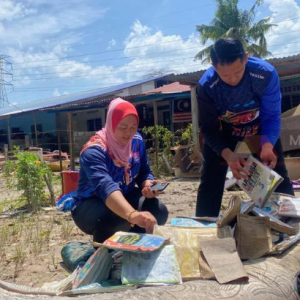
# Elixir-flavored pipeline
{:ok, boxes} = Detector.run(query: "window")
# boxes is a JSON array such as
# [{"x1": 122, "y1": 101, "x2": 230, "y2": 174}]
[{"x1": 87, "y1": 118, "x2": 102, "y2": 132}]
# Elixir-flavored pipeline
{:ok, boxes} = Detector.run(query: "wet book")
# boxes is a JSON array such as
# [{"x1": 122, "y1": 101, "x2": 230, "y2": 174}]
[
  {"x1": 252, "y1": 206, "x2": 296, "y2": 235},
  {"x1": 93, "y1": 231, "x2": 167, "y2": 252},
  {"x1": 72, "y1": 247, "x2": 113, "y2": 289},
  {"x1": 59, "y1": 281, "x2": 137, "y2": 296},
  {"x1": 170, "y1": 218, "x2": 217, "y2": 228},
  {"x1": 236, "y1": 156, "x2": 283, "y2": 208},
  {"x1": 278, "y1": 197, "x2": 300, "y2": 218},
  {"x1": 121, "y1": 245, "x2": 182, "y2": 285}
]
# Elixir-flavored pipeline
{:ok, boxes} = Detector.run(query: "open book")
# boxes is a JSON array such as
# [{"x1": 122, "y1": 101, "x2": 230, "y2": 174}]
[{"x1": 230, "y1": 156, "x2": 283, "y2": 208}]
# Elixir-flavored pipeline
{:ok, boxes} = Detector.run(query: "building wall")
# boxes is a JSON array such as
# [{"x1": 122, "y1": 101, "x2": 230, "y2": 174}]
[
  {"x1": 72, "y1": 109, "x2": 106, "y2": 156},
  {"x1": 116, "y1": 81, "x2": 155, "y2": 97},
  {"x1": 0, "y1": 118, "x2": 8, "y2": 150},
  {"x1": 9, "y1": 112, "x2": 56, "y2": 137},
  {"x1": 0, "y1": 112, "x2": 57, "y2": 151},
  {"x1": 141, "y1": 82, "x2": 156, "y2": 93},
  {"x1": 56, "y1": 108, "x2": 106, "y2": 156},
  {"x1": 73, "y1": 131, "x2": 95, "y2": 156},
  {"x1": 71, "y1": 109, "x2": 105, "y2": 132},
  {"x1": 281, "y1": 80, "x2": 300, "y2": 112}
]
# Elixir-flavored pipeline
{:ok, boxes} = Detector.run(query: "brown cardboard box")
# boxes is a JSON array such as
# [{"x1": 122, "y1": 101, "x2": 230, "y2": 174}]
[{"x1": 171, "y1": 144, "x2": 202, "y2": 177}]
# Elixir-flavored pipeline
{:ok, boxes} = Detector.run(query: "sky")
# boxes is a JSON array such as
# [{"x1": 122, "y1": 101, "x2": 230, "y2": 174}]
[{"x1": 0, "y1": 0, "x2": 300, "y2": 105}]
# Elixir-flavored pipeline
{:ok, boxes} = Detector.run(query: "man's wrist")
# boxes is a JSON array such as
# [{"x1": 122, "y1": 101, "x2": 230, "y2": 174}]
[{"x1": 261, "y1": 142, "x2": 273, "y2": 150}]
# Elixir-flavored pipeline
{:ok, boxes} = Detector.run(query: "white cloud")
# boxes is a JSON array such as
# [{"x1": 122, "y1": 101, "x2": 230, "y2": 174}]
[
  {"x1": 52, "y1": 89, "x2": 70, "y2": 97},
  {"x1": 53, "y1": 89, "x2": 69, "y2": 97},
  {"x1": 8, "y1": 45, "x2": 124, "y2": 90},
  {"x1": 0, "y1": 1, "x2": 108, "y2": 47},
  {"x1": 7, "y1": 16, "x2": 208, "y2": 104},
  {"x1": 119, "y1": 20, "x2": 206, "y2": 81},
  {"x1": 107, "y1": 39, "x2": 116, "y2": 50},
  {"x1": 53, "y1": 89, "x2": 61, "y2": 97},
  {"x1": 0, "y1": 0, "x2": 35, "y2": 22},
  {"x1": 265, "y1": 0, "x2": 300, "y2": 58}
]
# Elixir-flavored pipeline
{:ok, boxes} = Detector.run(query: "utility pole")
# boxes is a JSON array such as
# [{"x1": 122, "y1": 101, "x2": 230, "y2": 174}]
[{"x1": 0, "y1": 55, "x2": 13, "y2": 107}]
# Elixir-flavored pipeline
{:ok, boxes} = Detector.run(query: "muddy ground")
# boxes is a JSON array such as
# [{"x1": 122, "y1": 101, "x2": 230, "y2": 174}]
[{"x1": 0, "y1": 173, "x2": 288, "y2": 288}]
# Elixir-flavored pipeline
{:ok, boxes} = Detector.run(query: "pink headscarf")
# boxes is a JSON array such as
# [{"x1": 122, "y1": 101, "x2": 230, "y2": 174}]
[{"x1": 81, "y1": 98, "x2": 139, "y2": 184}]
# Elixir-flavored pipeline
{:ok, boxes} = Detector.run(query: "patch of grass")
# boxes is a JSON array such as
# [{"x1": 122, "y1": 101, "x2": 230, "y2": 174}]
[
  {"x1": 11, "y1": 222, "x2": 23, "y2": 237},
  {"x1": 13, "y1": 243, "x2": 27, "y2": 279},
  {"x1": 0, "y1": 197, "x2": 27, "y2": 214},
  {"x1": 40, "y1": 229, "x2": 51, "y2": 245},
  {"x1": 13, "y1": 245, "x2": 26, "y2": 265},
  {"x1": 61, "y1": 218, "x2": 74, "y2": 240},
  {"x1": 0, "y1": 225, "x2": 10, "y2": 261},
  {"x1": 52, "y1": 173, "x2": 62, "y2": 185},
  {"x1": 31, "y1": 228, "x2": 44, "y2": 257},
  {"x1": 48, "y1": 247, "x2": 58, "y2": 271}
]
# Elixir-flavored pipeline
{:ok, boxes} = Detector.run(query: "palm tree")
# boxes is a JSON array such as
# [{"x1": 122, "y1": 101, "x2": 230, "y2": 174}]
[{"x1": 195, "y1": 0, "x2": 276, "y2": 62}]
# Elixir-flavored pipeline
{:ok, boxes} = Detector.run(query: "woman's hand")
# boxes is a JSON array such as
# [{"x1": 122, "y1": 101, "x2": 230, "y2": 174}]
[
  {"x1": 128, "y1": 210, "x2": 157, "y2": 233},
  {"x1": 141, "y1": 180, "x2": 159, "y2": 198}
]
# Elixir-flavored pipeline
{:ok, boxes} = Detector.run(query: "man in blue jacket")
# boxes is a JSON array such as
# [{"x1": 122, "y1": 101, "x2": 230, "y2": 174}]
[{"x1": 196, "y1": 37, "x2": 294, "y2": 217}]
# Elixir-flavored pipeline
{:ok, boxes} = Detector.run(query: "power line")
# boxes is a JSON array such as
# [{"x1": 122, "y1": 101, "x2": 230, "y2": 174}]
[
  {"x1": 11, "y1": 62, "x2": 203, "y2": 81},
  {"x1": 3, "y1": 4, "x2": 294, "y2": 62},
  {"x1": 11, "y1": 27, "x2": 300, "y2": 74},
  {"x1": 10, "y1": 48, "x2": 300, "y2": 85},
  {"x1": 13, "y1": 38, "x2": 194, "y2": 70},
  {"x1": 11, "y1": 37, "x2": 300, "y2": 80},
  {"x1": 11, "y1": 15, "x2": 300, "y2": 66},
  {"x1": 73, "y1": 10, "x2": 300, "y2": 48},
  {"x1": 13, "y1": 56, "x2": 197, "y2": 77},
  {"x1": 0, "y1": 56, "x2": 13, "y2": 107}
]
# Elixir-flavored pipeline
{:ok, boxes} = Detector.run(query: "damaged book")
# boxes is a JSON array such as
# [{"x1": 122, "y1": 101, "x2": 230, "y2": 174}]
[{"x1": 236, "y1": 155, "x2": 283, "y2": 208}]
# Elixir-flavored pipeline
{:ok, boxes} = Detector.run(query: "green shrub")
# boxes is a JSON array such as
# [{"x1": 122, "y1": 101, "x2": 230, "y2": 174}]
[{"x1": 3, "y1": 147, "x2": 53, "y2": 211}]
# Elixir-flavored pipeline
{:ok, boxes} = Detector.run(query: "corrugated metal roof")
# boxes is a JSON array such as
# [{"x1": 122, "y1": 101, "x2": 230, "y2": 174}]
[
  {"x1": 164, "y1": 70, "x2": 206, "y2": 85},
  {"x1": 42, "y1": 83, "x2": 191, "y2": 112},
  {"x1": 165, "y1": 54, "x2": 300, "y2": 85},
  {"x1": 145, "y1": 82, "x2": 191, "y2": 94},
  {"x1": 0, "y1": 74, "x2": 171, "y2": 117},
  {"x1": 266, "y1": 54, "x2": 300, "y2": 64}
]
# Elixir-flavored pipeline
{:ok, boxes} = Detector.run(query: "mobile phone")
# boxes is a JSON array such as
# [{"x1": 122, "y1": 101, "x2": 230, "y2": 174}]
[{"x1": 150, "y1": 182, "x2": 169, "y2": 192}]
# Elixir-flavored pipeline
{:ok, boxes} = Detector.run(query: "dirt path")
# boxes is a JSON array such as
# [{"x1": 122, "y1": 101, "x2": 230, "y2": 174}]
[{"x1": 0, "y1": 177, "x2": 299, "y2": 299}]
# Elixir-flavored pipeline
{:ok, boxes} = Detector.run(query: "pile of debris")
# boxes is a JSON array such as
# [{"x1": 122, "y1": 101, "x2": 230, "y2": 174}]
[
  {"x1": 171, "y1": 144, "x2": 203, "y2": 178},
  {"x1": 1, "y1": 155, "x2": 300, "y2": 298}
]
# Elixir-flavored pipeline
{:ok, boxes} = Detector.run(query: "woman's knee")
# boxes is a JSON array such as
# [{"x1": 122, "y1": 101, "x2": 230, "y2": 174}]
[
  {"x1": 156, "y1": 201, "x2": 169, "y2": 225},
  {"x1": 142, "y1": 198, "x2": 169, "y2": 225}
]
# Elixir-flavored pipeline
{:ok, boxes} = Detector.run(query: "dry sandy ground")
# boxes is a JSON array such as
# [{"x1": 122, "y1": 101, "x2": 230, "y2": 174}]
[{"x1": 0, "y1": 175, "x2": 298, "y2": 289}]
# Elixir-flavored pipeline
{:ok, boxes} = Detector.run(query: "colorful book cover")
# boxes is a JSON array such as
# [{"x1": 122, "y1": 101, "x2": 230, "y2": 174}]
[
  {"x1": 72, "y1": 247, "x2": 112, "y2": 289},
  {"x1": 170, "y1": 218, "x2": 217, "y2": 228},
  {"x1": 237, "y1": 156, "x2": 283, "y2": 208},
  {"x1": 102, "y1": 232, "x2": 166, "y2": 252},
  {"x1": 278, "y1": 198, "x2": 300, "y2": 218}
]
